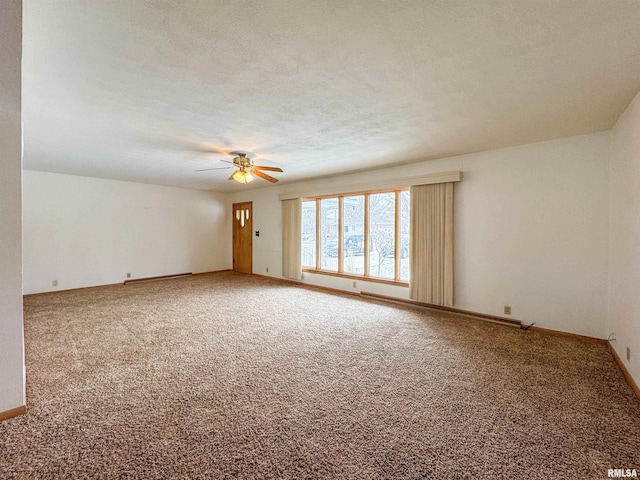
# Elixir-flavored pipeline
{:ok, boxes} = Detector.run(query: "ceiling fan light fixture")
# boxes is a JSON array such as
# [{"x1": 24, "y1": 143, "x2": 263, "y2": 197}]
[{"x1": 232, "y1": 170, "x2": 254, "y2": 183}]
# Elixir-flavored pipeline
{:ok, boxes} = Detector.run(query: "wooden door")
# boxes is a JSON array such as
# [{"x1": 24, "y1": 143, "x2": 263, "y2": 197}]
[{"x1": 232, "y1": 202, "x2": 253, "y2": 274}]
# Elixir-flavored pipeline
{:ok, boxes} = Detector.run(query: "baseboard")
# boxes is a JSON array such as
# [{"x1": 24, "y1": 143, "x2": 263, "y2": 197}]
[
  {"x1": 258, "y1": 276, "x2": 519, "y2": 327},
  {"x1": 608, "y1": 342, "x2": 640, "y2": 400},
  {"x1": 528, "y1": 326, "x2": 607, "y2": 344},
  {"x1": 254, "y1": 279, "x2": 610, "y2": 347},
  {"x1": 354, "y1": 293, "x2": 613, "y2": 348},
  {"x1": 124, "y1": 272, "x2": 192, "y2": 284},
  {"x1": 360, "y1": 291, "x2": 523, "y2": 328},
  {"x1": 251, "y1": 272, "x2": 362, "y2": 298},
  {"x1": 24, "y1": 282, "x2": 124, "y2": 297},
  {"x1": 0, "y1": 405, "x2": 26, "y2": 422},
  {"x1": 267, "y1": 278, "x2": 595, "y2": 337},
  {"x1": 193, "y1": 269, "x2": 232, "y2": 276},
  {"x1": 125, "y1": 269, "x2": 232, "y2": 283},
  {"x1": 24, "y1": 270, "x2": 233, "y2": 297}
]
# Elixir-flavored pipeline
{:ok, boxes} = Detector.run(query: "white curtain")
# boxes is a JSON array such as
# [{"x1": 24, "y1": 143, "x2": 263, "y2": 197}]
[
  {"x1": 409, "y1": 183, "x2": 454, "y2": 306},
  {"x1": 281, "y1": 198, "x2": 302, "y2": 280}
]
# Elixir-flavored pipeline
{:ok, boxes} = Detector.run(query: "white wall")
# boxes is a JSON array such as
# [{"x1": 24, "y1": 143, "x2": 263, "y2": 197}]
[
  {"x1": 608, "y1": 90, "x2": 640, "y2": 386},
  {"x1": 0, "y1": 0, "x2": 25, "y2": 413},
  {"x1": 23, "y1": 171, "x2": 231, "y2": 294},
  {"x1": 232, "y1": 132, "x2": 610, "y2": 338}
]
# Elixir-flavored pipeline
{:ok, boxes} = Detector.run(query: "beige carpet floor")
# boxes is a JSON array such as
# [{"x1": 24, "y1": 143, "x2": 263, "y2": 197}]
[{"x1": 1, "y1": 271, "x2": 639, "y2": 479}]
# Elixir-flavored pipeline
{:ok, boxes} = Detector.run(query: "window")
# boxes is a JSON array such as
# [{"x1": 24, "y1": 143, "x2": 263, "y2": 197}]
[
  {"x1": 301, "y1": 189, "x2": 410, "y2": 284},
  {"x1": 343, "y1": 195, "x2": 365, "y2": 275},
  {"x1": 320, "y1": 198, "x2": 339, "y2": 271},
  {"x1": 369, "y1": 192, "x2": 395, "y2": 279}
]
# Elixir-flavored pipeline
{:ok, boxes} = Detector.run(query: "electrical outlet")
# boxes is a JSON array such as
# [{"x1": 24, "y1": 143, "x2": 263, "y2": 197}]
[
  {"x1": 353, "y1": 281, "x2": 357, "y2": 288},
  {"x1": 266, "y1": 267, "x2": 269, "y2": 273},
  {"x1": 52, "y1": 280, "x2": 58, "y2": 287},
  {"x1": 627, "y1": 347, "x2": 631, "y2": 362},
  {"x1": 126, "y1": 273, "x2": 131, "y2": 279},
  {"x1": 504, "y1": 305, "x2": 511, "y2": 315}
]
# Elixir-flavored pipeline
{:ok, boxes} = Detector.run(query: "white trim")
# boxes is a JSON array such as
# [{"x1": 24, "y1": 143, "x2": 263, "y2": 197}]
[{"x1": 278, "y1": 171, "x2": 463, "y2": 201}]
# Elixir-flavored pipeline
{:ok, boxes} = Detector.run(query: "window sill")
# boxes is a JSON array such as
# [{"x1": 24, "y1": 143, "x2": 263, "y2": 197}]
[{"x1": 302, "y1": 268, "x2": 409, "y2": 287}]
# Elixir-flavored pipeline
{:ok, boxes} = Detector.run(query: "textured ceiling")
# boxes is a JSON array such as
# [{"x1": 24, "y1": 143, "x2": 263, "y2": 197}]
[{"x1": 23, "y1": 0, "x2": 640, "y2": 192}]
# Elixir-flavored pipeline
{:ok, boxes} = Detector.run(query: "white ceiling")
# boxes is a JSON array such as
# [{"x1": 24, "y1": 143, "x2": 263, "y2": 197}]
[{"x1": 23, "y1": 1, "x2": 640, "y2": 192}]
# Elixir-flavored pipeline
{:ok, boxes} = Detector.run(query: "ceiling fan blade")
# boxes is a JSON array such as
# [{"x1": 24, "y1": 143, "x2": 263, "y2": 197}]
[
  {"x1": 195, "y1": 167, "x2": 232, "y2": 172},
  {"x1": 252, "y1": 165, "x2": 283, "y2": 172},
  {"x1": 220, "y1": 160, "x2": 234, "y2": 164},
  {"x1": 252, "y1": 169, "x2": 279, "y2": 183}
]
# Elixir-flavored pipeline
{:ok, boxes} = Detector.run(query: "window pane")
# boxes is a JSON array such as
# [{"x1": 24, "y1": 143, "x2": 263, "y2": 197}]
[
  {"x1": 343, "y1": 195, "x2": 365, "y2": 275},
  {"x1": 320, "y1": 198, "x2": 339, "y2": 271},
  {"x1": 301, "y1": 200, "x2": 316, "y2": 268},
  {"x1": 400, "y1": 190, "x2": 410, "y2": 281},
  {"x1": 368, "y1": 193, "x2": 395, "y2": 279}
]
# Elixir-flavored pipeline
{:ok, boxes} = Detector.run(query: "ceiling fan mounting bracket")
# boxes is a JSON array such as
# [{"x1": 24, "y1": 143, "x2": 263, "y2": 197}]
[{"x1": 229, "y1": 151, "x2": 253, "y2": 158}]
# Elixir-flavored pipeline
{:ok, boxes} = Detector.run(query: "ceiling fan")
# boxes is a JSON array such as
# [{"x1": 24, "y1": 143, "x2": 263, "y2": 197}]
[{"x1": 196, "y1": 152, "x2": 283, "y2": 184}]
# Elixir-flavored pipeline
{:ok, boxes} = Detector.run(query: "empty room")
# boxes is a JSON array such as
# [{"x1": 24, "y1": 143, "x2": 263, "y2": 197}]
[{"x1": 2, "y1": 1, "x2": 640, "y2": 478}]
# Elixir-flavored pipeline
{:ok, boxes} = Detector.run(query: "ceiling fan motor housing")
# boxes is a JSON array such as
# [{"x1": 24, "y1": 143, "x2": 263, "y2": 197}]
[{"x1": 233, "y1": 153, "x2": 252, "y2": 169}]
